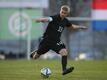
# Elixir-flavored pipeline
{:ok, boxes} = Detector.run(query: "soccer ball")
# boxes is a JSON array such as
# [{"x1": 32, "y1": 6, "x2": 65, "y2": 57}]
[{"x1": 40, "y1": 68, "x2": 51, "y2": 78}]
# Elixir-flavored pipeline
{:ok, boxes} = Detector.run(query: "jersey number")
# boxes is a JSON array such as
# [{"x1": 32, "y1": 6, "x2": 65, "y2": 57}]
[{"x1": 58, "y1": 26, "x2": 63, "y2": 32}]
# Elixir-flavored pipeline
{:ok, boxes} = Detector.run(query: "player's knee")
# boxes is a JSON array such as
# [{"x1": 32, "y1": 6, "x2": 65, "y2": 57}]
[{"x1": 59, "y1": 49, "x2": 68, "y2": 56}]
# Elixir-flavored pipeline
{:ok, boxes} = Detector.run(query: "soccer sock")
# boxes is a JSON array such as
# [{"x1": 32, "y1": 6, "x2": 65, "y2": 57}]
[{"x1": 62, "y1": 56, "x2": 67, "y2": 71}]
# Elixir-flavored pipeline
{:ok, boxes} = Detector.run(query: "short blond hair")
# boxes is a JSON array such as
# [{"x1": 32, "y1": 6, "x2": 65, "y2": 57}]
[{"x1": 61, "y1": 5, "x2": 70, "y2": 13}]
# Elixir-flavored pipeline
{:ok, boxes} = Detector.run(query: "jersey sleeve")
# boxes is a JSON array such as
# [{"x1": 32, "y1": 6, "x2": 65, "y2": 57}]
[
  {"x1": 48, "y1": 17, "x2": 53, "y2": 22},
  {"x1": 48, "y1": 15, "x2": 56, "y2": 22},
  {"x1": 66, "y1": 18, "x2": 72, "y2": 27}
]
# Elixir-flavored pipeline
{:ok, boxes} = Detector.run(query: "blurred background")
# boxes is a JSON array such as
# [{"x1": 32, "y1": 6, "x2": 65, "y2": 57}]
[{"x1": 0, "y1": 0, "x2": 107, "y2": 60}]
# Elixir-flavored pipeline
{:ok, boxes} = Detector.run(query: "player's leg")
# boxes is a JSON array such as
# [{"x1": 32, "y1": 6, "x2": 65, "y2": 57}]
[
  {"x1": 30, "y1": 50, "x2": 40, "y2": 59},
  {"x1": 52, "y1": 42, "x2": 74, "y2": 75},
  {"x1": 30, "y1": 40, "x2": 50, "y2": 59},
  {"x1": 59, "y1": 48, "x2": 68, "y2": 71},
  {"x1": 30, "y1": 47, "x2": 50, "y2": 59},
  {"x1": 59, "y1": 49, "x2": 74, "y2": 75}
]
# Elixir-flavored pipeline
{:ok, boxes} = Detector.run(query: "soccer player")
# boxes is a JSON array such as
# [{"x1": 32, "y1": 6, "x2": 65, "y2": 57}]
[{"x1": 30, "y1": 5, "x2": 87, "y2": 75}]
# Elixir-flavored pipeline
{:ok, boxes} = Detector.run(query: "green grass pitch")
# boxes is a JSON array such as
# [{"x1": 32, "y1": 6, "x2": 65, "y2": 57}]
[{"x1": 0, "y1": 60, "x2": 107, "y2": 80}]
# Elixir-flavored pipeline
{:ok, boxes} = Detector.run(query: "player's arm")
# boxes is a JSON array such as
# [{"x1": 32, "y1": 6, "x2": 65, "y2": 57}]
[
  {"x1": 69, "y1": 24, "x2": 87, "y2": 30},
  {"x1": 32, "y1": 17, "x2": 53, "y2": 23}
]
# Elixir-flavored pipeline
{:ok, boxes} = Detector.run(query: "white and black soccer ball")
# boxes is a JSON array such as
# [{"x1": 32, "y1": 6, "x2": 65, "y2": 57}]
[{"x1": 40, "y1": 68, "x2": 51, "y2": 78}]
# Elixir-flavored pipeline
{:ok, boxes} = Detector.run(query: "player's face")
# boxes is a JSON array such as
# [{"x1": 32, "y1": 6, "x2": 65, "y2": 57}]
[{"x1": 60, "y1": 9, "x2": 69, "y2": 19}]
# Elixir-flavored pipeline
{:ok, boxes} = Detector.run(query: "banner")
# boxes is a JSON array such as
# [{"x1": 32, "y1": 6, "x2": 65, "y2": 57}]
[
  {"x1": 0, "y1": 0, "x2": 48, "y2": 8},
  {"x1": 92, "y1": 0, "x2": 107, "y2": 30},
  {"x1": 0, "y1": 8, "x2": 43, "y2": 40}
]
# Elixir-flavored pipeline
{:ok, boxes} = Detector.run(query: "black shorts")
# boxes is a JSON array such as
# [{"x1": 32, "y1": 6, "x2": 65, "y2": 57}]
[{"x1": 37, "y1": 39, "x2": 66, "y2": 55}]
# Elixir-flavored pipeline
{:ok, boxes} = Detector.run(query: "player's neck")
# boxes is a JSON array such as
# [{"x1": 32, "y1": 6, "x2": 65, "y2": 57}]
[{"x1": 60, "y1": 15, "x2": 64, "y2": 20}]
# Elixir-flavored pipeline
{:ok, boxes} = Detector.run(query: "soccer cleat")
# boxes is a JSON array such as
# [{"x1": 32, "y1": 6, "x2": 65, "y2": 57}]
[{"x1": 62, "y1": 67, "x2": 74, "y2": 75}]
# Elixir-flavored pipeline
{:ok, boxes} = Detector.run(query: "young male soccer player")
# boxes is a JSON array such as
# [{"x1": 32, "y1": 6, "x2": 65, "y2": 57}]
[{"x1": 30, "y1": 5, "x2": 87, "y2": 75}]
